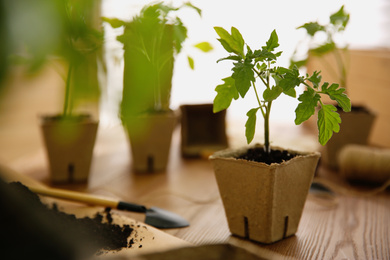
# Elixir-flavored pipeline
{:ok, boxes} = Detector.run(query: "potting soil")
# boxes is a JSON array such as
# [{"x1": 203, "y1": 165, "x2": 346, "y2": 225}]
[
  {"x1": 238, "y1": 147, "x2": 298, "y2": 165},
  {"x1": 0, "y1": 181, "x2": 134, "y2": 259}
]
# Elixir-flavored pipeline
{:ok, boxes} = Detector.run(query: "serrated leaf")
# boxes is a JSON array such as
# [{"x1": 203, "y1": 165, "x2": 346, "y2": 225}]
[
  {"x1": 187, "y1": 56, "x2": 194, "y2": 70},
  {"x1": 213, "y1": 77, "x2": 239, "y2": 113},
  {"x1": 265, "y1": 30, "x2": 279, "y2": 51},
  {"x1": 263, "y1": 86, "x2": 282, "y2": 102},
  {"x1": 193, "y1": 42, "x2": 213, "y2": 52},
  {"x1": 216, "y1": 55, "x2": 241, "y2": 63},
  {"x1": 283, "y1": 87, "x2": 296, "y2": 98},
  {"x1": 217, "y1": 39, "x2": 234, "y2": 53},
  {"x1": 231, "y1": 27, "x2": 245, "y2": 54},
  {"x1": 214, "y1": 26, "x2": 244, "y2": 56},
  {"x1": 253, "y1": 49, "x2": 276, "y2": 62},
  {"x1": 297, "y1": 22, "x2": 325, "y2": 36},
  {"x1": 232, "y1": 61, "x2": 255, "y2": 98},
  {"x1": 307, "y1": 71, "x2": 322, "y2": 88},
  {"x1": 295, "y1": 88, "x2": 321, "y2": 125},
  {"x1": 277, "y1": 66, "x2": 301, "y2": 92},
  {"x1": 321, "y1": 82, "x2": 351, "y2": 112},
  {"x1": 317, "y1": 104, "x2": 341, "y2": 145},
  {"x1": 173, "y1": 18, "x2": 187, "y2": 53},
  {"x1": 257, "y1": 62, "x2": 267, "y2": 71},
  {"x1": 245, "y1": 108, "x2": 260, "y2": 144}
]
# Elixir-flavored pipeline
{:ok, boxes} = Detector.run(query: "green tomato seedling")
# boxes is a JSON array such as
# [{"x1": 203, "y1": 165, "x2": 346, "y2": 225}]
[{"x1": 213, "y1": 27, "x2": 351, "y2": 154}]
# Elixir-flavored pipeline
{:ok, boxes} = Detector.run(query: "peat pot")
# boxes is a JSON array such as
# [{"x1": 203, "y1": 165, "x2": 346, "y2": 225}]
[
  {"x1": 209, "y1": 144, "x2": 321, "y2": 244},
  {"x1": 123, "y1": 111, "x2": 176, "y2": 172},
  {"x1": 180, "y1": 104, "x2": 228, "y2": 158},
  {"x1": 321, "y1": 106, "x2": 376, "y2": 169},
  {"x1": 40, "y1": 114, "x2": 98, "y2": 183}
]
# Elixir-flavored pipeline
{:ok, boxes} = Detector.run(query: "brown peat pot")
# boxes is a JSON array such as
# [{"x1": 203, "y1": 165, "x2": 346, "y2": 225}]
[{"x1": 210, "y1": 144, "x2": 320, "y2": 244}]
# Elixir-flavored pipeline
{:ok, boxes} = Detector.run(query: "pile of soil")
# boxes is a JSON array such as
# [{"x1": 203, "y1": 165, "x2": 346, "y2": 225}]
[
  {"x1": 0, "y1": 181, "x2": 134, "y2": 260},
  {"x1": 238, "y1": 146, "x2": 298, "y2": 165}
]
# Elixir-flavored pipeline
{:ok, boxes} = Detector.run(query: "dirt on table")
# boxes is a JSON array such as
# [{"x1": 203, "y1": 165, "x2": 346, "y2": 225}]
[{"x1": 0, "y1": 181, "x2": 134, "y2": 260}]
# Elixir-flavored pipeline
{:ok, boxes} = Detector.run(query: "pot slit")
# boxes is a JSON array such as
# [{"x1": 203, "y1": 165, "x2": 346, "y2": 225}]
[
  {"x1": 283, "y1": 216, "x2": 289, "y2": 239},
  {"x1": 244, "y1": 216, "x2": 249, "y2": 239},
  {"x1": 147, "y1": 155, "x2": 154, "y2": 172},
  {"x1": 67, "y1": 163, "x2": 75, "y2": 183}
]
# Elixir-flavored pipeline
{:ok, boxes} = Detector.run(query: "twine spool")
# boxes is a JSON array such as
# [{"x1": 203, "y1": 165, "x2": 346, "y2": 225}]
[{"x1": 338, "y1": 144, "x2": 390, "y2": 184}]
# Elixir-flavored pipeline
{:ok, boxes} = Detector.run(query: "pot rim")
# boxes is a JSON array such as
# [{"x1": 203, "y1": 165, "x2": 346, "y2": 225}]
[{"x1": 209, "y1": 143, "x2": 321, "y2": 168}]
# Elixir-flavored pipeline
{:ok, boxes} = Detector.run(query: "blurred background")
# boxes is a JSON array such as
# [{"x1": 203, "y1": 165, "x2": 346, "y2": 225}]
[
  {"x1": 0, "y1": 0, "x2": 389, "y2": 162},
  {"x1": 101, "y1": 0, "x2": 390, "y2": 125}
]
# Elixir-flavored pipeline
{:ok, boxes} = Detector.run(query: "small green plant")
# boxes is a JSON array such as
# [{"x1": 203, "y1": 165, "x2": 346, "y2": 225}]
[
  {"x1": 213, "y1": 27, "x2": 351, "y2": 153},
  {"x1": 103, "y1": 2, "x2": 212, "y2": 117},
  {"x1": 290, "y1": 5, "x2": 350, "y2": 89},
  {"x1": 61, "y1": 0, "x2": 104, "y2": 118}
]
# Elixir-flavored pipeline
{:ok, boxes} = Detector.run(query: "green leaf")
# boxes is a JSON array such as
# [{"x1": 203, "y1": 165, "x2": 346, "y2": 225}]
[
  {"x1": 277, "y1": 66, "x2": 301, "y2": 93},
  {"x1": 307, "y1": 71, "x2": 322, "y2": 88},
  {"x1": 183, "y1": 2, "x2": 202, "y2": 16},
  {"x1": 187, "y1": 56, "x2": 194, "y2": 70},
  {"x1": 321, "y1": 82, "x2": 351, "y2": 112},
  {"x1": 283, "y1": 87, "x2": 296, "y2": 98},
  {"x1": 231, "y1": 27, "x2": 245, "y2": 54},
  {"x1": 232, "y1": 61, "x2": 255, "y2": 98},
  {"x1": 245, "y1": 108, "x2": 260, "y2": 144},
  {"x1": 263, "y1": 86, "x2": 282, "y2": 102},
  {"x1": 216, "y1": 55, "x2": 241, "y2": 63},
  {"x1": 317, "y1": 104, "x2": 341, "y2": 145},
  {"x1": 253, "y1": 49, "x2": 276, "y2": 62},
  {"x1": 213, "y1": 77, "x2": 239, "y2": 113},
  {"x1": 311, "y1": 42, "x2": 336, "y2": 56},
  {"x1": 102, "y1": 17, "x2": 126, "y2": 28},
  {"x1": 330, "y1": 5, "x2": 350, "y2": 29},
  {"x1": 289, "y1": 58, "x2": 307, "y2": 69},
  {"x1": 265, "y1": 30, "x2": 279, "y2": 51},
  {"x1": 295, "y1": 88, "x2": 321, "y2": 125},
  {"x1": 256, "y1": 62, "x2": 267, "y2": 71},
  {"x1": 193, "y1": 42, "x2": 213, "y2": 52},
  {"x1": 297, "y1": 22, "x2": 325, "y2": 36},
  {"x1": 217, "y1": 39, "x2": 235, "y2": 53},
  {"x1": 173, "y1": 17, "x2": 187, "y2": 53},
  {"x1": 214, "y1": 26, "x2": 244, "y2": 56}
]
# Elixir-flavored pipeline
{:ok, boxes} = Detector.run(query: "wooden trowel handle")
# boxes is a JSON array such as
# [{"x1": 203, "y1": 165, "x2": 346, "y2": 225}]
[{"x1": 28, "y1": 186, "x2": 147, "y2": 213}]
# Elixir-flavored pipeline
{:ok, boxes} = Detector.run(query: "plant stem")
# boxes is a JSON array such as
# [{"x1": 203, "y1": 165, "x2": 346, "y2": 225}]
[
  {"x1": 264, "y1": 101, "x2": 272, "y2": 153},
  {"x1": 263, "y1": 61, "x2": 272, "y2": 154},
  {"x1": 332, "y1": 48, "x2": 347, "y2": 90},
  {"x1": 63, "y1": 63, "x2": 73, "y2": 117}
]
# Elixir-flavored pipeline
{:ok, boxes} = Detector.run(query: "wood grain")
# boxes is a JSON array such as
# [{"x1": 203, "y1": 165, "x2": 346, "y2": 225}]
[
  {"x1": 1, "y1": 63, "x2": 389, "y2": 258},
  {"x1": 3, "y1": 124, "x2": 389, "y2": 259}
]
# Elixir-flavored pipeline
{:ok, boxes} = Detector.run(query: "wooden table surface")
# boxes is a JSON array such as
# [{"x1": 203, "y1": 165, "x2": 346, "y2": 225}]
[{"x1": 3, "y1": 119, "x2": 390, "y2": 260}]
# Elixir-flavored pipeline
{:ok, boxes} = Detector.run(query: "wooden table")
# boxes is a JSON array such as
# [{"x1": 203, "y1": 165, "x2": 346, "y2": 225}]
[{"x1": 3, "y1": 121, "x2": 390, "y2": 260}]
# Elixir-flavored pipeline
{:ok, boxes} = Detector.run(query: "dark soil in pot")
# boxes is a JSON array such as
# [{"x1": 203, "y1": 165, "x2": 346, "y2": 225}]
[
  {"x1": 0, "y1": 181, "x2": 135, "y2": 260},
  {"x1": 238, "y1": 147, "x2": 298, "y2": 165},
  {"x1": 41, "y1": 113, "x2": 93, "y2": 123}
]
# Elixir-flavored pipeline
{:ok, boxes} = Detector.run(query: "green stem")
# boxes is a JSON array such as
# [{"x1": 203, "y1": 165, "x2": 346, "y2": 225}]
[
  {"x1": 63, "y1": 63, "x2": 73, "y2": 117},
  {"x1": 252, "y1": 81, "x2": 265, "y2": 117},
  {"x1": 332, "y1": 48, "x2": 347, "y2": 90},
  {"x1": 318, "y1": 56, "x2": 339, "y2": 81},
  {"x1": 263, "y1": 61, "x2": 272, "y2": 154},
  {"x1": 253, "y1": 68, "x2": 268, "y2": 87},
  {"x1": 264, "y1": 101, "x2": 272, "y2": 154}
]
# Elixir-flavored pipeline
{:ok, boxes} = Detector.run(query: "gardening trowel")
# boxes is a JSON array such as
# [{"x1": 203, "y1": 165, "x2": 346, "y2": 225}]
[{"x1": 27, "y1": 185, "x2": 189, "y2": 229}]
